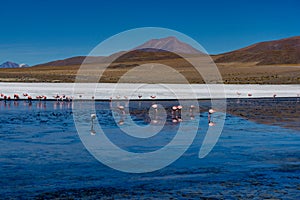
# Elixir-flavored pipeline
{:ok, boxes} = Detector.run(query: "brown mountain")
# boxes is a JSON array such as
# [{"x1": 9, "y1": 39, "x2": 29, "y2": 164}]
[
  {"x1": 134, "y1": 36, "x2": 203, "y2": 54},
  {"x1": 34, "y1": 56, "x2": 104, "y2": 67},
  {"x1": 33, "y1": 37, "x2": 203, "y2": 67},
  {"x1": 214, "y1": 36, "x2": 300, "y2": 65},
  {"x1": 33, "y1": 35, "x2": 300, "y2": 68}
]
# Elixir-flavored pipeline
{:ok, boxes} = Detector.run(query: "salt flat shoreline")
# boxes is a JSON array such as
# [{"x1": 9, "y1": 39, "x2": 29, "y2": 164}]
[{"x1": 0, "y1": 82, "x2": 299, "y2": 100}]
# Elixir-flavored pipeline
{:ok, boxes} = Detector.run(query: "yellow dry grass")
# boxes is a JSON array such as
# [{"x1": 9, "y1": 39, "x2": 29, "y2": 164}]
[{"x1": 0, "y1": 58, "x2": 299, "y2": 84}]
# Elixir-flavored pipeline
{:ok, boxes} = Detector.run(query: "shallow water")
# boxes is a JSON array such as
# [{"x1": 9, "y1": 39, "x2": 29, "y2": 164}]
[{"x1": 0, "y1": 99, "x2": 299, "y2": 199}]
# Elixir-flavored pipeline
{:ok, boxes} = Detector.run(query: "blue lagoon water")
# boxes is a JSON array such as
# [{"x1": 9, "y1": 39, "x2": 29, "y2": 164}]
[{"x1": 0, "y1": 99, "x2": 299, "y2": 199}]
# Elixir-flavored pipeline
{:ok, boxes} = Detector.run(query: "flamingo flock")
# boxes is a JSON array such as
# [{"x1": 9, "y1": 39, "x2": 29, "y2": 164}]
[
  {"x1": 110, "y1": 101, "x2": 216, "y2": 127},
  {"x1": 53, "y1": 94, "x2": 72, "y2": 101},
  {"x1": 208, "y1": 108, "x2": 216, "y2": 126},
  {"x1": 108, "y1": 94, "x2": 158, "y2": 100},
  {"x1": 234, "y1": 91, "x2": 300, "y2": 99},
  {"x1": 0, "y1": 92, "x2": 73, "y2": 101},
  {"x1": 0, "y1": 93, "x2": 33, "y2": 101},
  {"x1": 1, "y1": 90, "x2": 221, "y2": 128}
]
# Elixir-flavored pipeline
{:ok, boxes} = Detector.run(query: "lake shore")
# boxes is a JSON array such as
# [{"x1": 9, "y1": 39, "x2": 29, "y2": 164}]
[{"x1": 0, "y1": 82, "x2": 299, "y2": 100}]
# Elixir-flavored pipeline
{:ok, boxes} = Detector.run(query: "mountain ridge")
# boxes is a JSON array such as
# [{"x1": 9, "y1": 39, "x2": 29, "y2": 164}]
[
  {"x1": 214, "y1": 36, "x2": 300, "y2": 65},
  {"x1": 33, "y1": 36, "x2": 202, "y2": 67},
  {"x1": 0, "y1": 61, "x2": 29, "y2": 68},
  {"x1": 134, "y1": 36, "x2": 203, "y2": 54},
  {"x1": 31, "y1": 35, "x2": 300, "y2": 67}
]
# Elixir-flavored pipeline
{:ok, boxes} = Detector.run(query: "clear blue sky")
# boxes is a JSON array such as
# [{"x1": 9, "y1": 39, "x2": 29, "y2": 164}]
[{"x1": 0, "y1": 0, "x2": 299, "y2": 65}]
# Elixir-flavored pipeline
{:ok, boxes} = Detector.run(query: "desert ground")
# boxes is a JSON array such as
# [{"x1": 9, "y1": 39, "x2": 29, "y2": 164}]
[{"x1": 0, "y1": 56, "x2": 300, "y2": 84}]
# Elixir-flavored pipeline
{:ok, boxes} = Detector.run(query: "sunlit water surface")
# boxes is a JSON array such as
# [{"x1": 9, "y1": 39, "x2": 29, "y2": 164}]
[{"x1": 0, "y1": 99, "x2": 299, "y2": 199}]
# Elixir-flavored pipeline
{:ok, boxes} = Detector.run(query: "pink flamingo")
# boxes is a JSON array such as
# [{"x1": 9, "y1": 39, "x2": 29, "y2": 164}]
[
  {"x1": 90, "y1": 114, "x2": 96, "y2": 135},
  {"x1": 190, "y1": 105, "x2": 195, "y2": 120},
  {"x1": 209, "y1": 121, "x2": 216, "y2": 126},
  {"x1": 53, "y1": 94, "x2": 60, "y2": 101},
  {"x1": 151, "y1": 104, "x2": 159, "y2": 124},
  {"x1": 36, "y1": 95, "x2": 43, "y2": 100},
  {"x1": 65, "y1": 96, "x2": 71, "y2": 101},
  {"x1": 171, "y1": 106, "x2": 178, "y2": 123},
  {"x1": 151, "y1": 104, "x2": 158, "y2": 110},
  {"x1": 172, "y1": 106, "x2": 178, "y2": 116},
  {"x1": 118, "y1": 105, "x2": 125, "y2": 115},
  {"x1": 208, "y1": 108, "x2": 216, "y2": 126},
  {"x1": 177, "y1": 105, "x2": 183, "y2": 121},
  {"x1": 209, "y1": 108, "x2": 216, "y2": 114},
  {"x1": 172, "y1": 118, "x2": 178, "y2": 123},
  {"x1": 118, "y1": 120, "x2": 124, "y2": 126},
  {"x1": 14, "y1": 94, "x2": 20, "y2": 99}
]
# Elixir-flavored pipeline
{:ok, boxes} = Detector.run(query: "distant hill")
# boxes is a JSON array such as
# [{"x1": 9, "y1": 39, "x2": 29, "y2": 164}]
[
  {"x1": 214, "y1": 36, "x2": 300, "y2": 65},
  {"x1": 134, "y1": 36, "x2": 203, "y2": 54},
  {"x1": 33, "y1": 37, "x2": 203, "y2": 67},
  {"x1": 32, "y1": 35, "x2": 300, "y2": 67},
  {"x1": 0, "y1": 61, "x2": 29, "y2": 68},
  {"x1": 33, "y1": 56, "x2": 106, "y2": 67}
]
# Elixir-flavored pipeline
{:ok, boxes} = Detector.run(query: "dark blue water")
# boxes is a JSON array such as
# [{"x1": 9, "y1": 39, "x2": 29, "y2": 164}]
[{"x1": 0, "y1": 99, "x2": 299, "y2": 199}]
